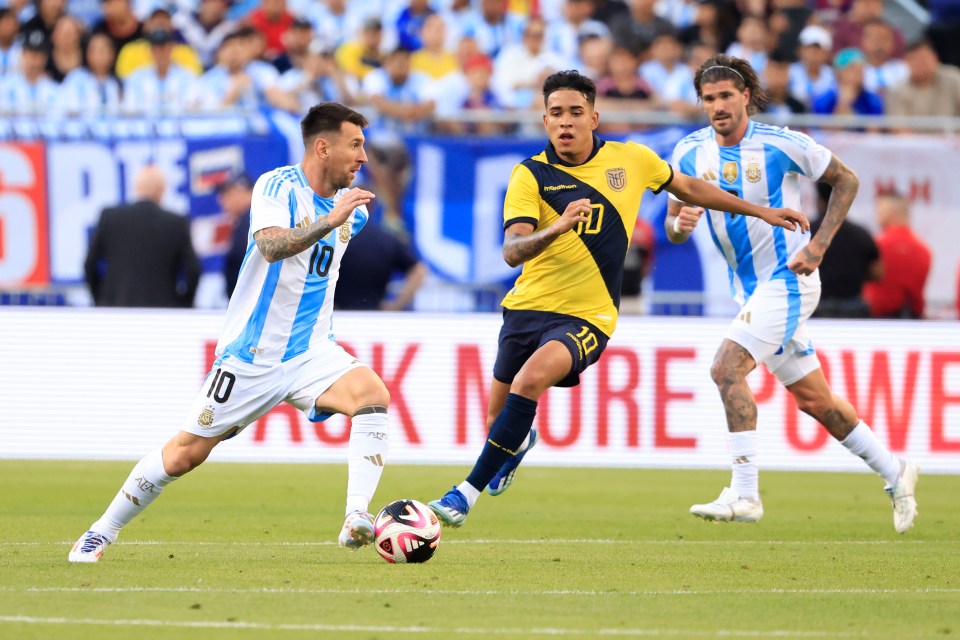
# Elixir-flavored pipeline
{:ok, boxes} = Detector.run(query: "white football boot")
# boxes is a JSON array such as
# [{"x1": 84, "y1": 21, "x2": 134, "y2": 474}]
[
  {"x1": 884, "y1": 459, "x2": 920, "y2": 534},
  {"x1": 68, "y1": 530, "x2": 114, "y2": 563},
  {"x1": 690, "y1": 487, "x2": 764, "y2": 522},
  {"x1": 338, "y1": 510, "x2": 375, "y2": 551}
]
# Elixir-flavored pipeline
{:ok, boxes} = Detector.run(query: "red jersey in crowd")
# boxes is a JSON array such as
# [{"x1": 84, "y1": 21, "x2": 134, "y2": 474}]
[{"x1": 863, "y1": 224, "x2": 932, "y2": 318}]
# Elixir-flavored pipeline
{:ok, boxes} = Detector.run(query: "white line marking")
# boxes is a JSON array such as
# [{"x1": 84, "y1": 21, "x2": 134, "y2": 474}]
[
  {"x1": 0, "y1": 615, "x2": 865, "y2": 637},
  {"x1": 2, "y1": 586, "x2": 957, "y2": 597},
  {"x1": 0, "y1": 539, "x2": 939, "y2": 547}
]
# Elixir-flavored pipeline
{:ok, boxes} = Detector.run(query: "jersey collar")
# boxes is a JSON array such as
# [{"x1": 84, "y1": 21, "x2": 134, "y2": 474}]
[{"x1": 544, "y1": 134, "x2": 605, "y2": 167}]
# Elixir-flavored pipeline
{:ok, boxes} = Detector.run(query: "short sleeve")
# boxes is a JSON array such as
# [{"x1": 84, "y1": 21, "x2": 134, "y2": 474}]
[
  {"x1": 630, "y1": 142, "x2": 673, "y2": 193},
  {"x1": 503, "y1": 163, "x2": 542, "y2": 230},
  {"x1": 774, "y1": 128, "x2": 832, "y2": 181},
  {"x1": 250, "y1": 176, "x2": 294, "y2": 234}
]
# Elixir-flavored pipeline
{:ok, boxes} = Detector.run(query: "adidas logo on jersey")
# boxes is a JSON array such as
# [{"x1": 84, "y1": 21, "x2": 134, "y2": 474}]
[{"x1": 364, "y1": 454, "x2": 384, "y2": 467}]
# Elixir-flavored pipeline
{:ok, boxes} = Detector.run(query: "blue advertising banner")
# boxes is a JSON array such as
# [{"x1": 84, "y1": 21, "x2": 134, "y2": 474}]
[{"x1": 44, "y1": 129, "x2": 286, "y2": 284}]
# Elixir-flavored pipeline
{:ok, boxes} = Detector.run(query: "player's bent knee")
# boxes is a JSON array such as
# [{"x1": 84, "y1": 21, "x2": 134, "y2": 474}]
[{"x1": 162, "y1": 432, "x2": 219, "y2": 477}]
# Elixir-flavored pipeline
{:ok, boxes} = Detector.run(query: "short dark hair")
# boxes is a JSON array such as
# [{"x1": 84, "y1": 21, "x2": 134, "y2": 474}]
[
  {"x1": 300, "y1": 102, "x2": 368, "y2": 143},
  {"x1": 542, "y1": 70, "x2": 597, "y2": 106},
  {"x1": 694, "y1": 54, "x2": 769, "y2": 115}
]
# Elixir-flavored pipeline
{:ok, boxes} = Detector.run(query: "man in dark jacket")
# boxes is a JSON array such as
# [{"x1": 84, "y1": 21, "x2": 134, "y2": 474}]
[{"x1": 84, "y1": 165, "x2": 200, "y2": 307}]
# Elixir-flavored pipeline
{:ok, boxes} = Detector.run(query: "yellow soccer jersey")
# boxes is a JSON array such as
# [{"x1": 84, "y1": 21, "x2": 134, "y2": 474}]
[{"x1": 500, "y1": 136, "x2": 673, "y2": 337}]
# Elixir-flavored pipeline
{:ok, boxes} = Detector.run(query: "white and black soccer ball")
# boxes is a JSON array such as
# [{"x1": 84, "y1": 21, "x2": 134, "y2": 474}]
[{"x1": 374, "y1": 499, "x2": 441, "y2": 564}]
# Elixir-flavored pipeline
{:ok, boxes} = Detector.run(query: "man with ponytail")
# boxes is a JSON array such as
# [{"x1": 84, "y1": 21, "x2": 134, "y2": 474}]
[{"x1": 668, "y1": 55, "x2": 919, "y2": 532}]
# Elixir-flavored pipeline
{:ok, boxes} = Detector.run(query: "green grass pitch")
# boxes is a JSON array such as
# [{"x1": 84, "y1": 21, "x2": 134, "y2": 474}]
[{"x1": 1, "y1": 460, "x2": 958, "y2": 639}]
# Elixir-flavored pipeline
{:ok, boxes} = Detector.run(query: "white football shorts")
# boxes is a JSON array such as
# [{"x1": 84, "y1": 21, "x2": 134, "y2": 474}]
[
  {"x1": 181, "y1": 339, "x2": 365, "y2": 438},
  {"x1": 726, "y1": 275, "x2": 821, "y2": 386}
]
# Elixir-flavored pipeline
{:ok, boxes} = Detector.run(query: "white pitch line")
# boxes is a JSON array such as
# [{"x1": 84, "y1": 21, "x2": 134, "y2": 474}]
[
  {"x1": 0, "y1": 615, "x2": 866, "y2": 637},
  {"x1": 3, "y1": 586, "x2": 958, "y2": 597},
  {"x1": 0, "y1": 539, "x2": 938, "y2": 547}
]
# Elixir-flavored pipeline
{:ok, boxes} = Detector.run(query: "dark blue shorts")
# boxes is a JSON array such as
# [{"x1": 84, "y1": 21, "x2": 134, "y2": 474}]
[{"x1": 493, "y1": 309, "x2": 609, "y2": 388}]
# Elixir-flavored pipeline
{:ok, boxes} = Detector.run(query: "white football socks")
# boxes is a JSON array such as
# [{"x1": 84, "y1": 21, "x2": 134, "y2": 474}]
[
  {"x1": 729, "y1": 430, "x2": 760, "y2": 501},
  {"x1": 840, "y1": 421, "x2": 901, "y2": 486},
  {"x1": 457, "y1": 481, "x2": 481, "y2": 508},
  {"x1": 90, "y1": 448, "x2": 176, "y2": 541},
  {"x1": 345, "y1": 411, "x2": 389, "y2": 516}
]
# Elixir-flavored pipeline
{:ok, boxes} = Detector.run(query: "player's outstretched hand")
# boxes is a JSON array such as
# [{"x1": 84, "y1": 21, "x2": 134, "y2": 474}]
[
  {"x1": 556, "y1": 198, "x2": 592, "y2": 234},
  {"x1": 788, "y1": 245, "x2": 824, "y2": 275},
  {"x1": 761, "y1": 207, "x2": 810, "y2": 233},
  {"x1": 328, "y1": 188, "x2": 375, "y2": 227}
]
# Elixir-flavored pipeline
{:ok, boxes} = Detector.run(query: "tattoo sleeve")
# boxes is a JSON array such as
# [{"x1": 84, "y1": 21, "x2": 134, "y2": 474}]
[
  {"x1": 812, "y1": 154, "x2": 860, "y2": 253},
  {"x1": 254, "y1": 219, "x2": 336, "y2": 263},
  {"x1": 502, "y1": 225, "x2": 561, "y2": 267}
]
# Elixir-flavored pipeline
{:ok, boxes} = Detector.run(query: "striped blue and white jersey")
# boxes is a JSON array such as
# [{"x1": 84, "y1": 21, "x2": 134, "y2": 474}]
[
  {"x1": 215, "y1": 163, "x2": 369, "y2": 365},
  {"x1": 670, "y1": 120, "x2": 831, "y2": 305}
]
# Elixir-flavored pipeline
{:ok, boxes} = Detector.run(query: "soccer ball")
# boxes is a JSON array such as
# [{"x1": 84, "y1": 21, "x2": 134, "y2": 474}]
[{"x1": 374, "y1": 499, "x2": 442, "y2": 564}]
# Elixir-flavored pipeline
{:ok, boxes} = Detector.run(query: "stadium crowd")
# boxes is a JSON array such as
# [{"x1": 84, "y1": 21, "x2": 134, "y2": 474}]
[{"x1": 1, "y1": 0, "x2": 959, "y2": 127}]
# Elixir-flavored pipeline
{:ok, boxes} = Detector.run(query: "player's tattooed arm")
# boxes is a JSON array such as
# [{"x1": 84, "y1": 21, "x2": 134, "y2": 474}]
[
  {"x1": 503, "y1": 226, "x2": 560, "y2": 267},
  {"x1": 254, "y1": 188, "x2": 376, "y2": 263},
  {"x1": 789, "y1": 154, "x2": 859, "y2": 275},
  {"x1": 254, "y1": 222, "x2": 335, "y2": 263},
  {"x1": 502, "y1": 198, "x2": 591, "y2": 267}
]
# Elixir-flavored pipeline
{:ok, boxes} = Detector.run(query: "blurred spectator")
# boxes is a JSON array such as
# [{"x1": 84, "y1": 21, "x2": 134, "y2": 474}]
[
  {"x1": 192, "y1": 30, "x2": 261, "y2": 110},
  {"x1": 122, "y1": 28, "x2": 197, "y2": 114},
  {"x1": 335, "y1": 16, "x2": 383, "y2": 82},
  {"x1": 595, "y1": 44, "x2": 654, "y2": 133},
  {"x1": 363, "y1": 46, "x2": 435, "y2": 134},
  {"x1": 886, "y1": 39, "x2": 960, "y2": 127},
  {"x1": 247, "y1": 0, "x2": 294, "y2": 61},
  {"x1": 957, "y1": 260, "x2": 960, "y2": 319},
  {"x1": 92, "y1": 0, "x2": 143, "y2": 60},
  {"x1": 115, "y1": 8, "x2": 202, "y2": 78},
  {"x1": 0, "y1": 31, "x2": 58, "y2": 114},
  {"x1": 410, "y1": 13, "x2": 458, "y2": 80},
  {"x1": 578, "y1": 32, "x2": 612, "y2": 80},
  {"x1": 860, "y1": 17, "x2": 907, "y2": 97},
  {"x1": 275, "y1": 39, "x2": 357, "y2": 113},
  {"x1": 658, "y1": 0, "x2": 698, "y2": 30},
  {"x1": 172, "y1": 0, "x2": 236, "y2": 69},
  {"x1": 620, "y1": 215, "x2": 654, "y2": 316},
  {"x1": 0, "y1": 8, "x2": 22, "y2": 76},
  {"x1": 217, "y1": 172, "x2": 253, "y2": 298},
  {"x1": 335, "y1": 214, "x2": 428, "y2": 311},
  {"x1": 640, "y1": 30, "x2": 699, "y2": 117},
  {"x1": 19, "y1": 0, "x2": 64, "y2": 50},
  {"x1": 60, "y1": 31, "x2": 122, "y2": 115},
  {"x1": 236, "y1": 25, "x2": 287, "y2": 101},
  {"x1": 768, "y1": 2, "x2": 811, "y2": 54},
  {"x1": 391, "y1": 0, "x2": 434, "y2": 52},
  {"x1": 547, "y1": 0, "x2": 610, "y2": 65},
  {"x1": 926, "y1": 0, "x2": 960, "y2": 68},
  {"x1": 271, "y1": 15, "x2": 311, "y2": 74},
  {"x1": 726, "y1": 14, "x2": 769, "y2": 76},
  {"x1": 812, "y1": 47, "x2": 883, "y2": 116},
  {"x1": 788, "y1": 24, "x2": 836, "y2": 109},
  {"x1": 591, "y1": 0, "x2": 629, "y2": 31},
  {"x1": 492, "y1": 17, "x2": 568, "y2": 110},
  {"x1": 610, "y1": 0, "x2": 673, "y2": 57},
  {"x1": 456, "y1": 0, "x2": 525, "y2": 58},
  {"x1": 45, "y1": 14, "x2": 83, "y2": 81},
  {"x1": 305, "y1": 0, "x2": 373, "y2": 53},
  {"x1": 433, "y1": 51, "x2": 509, "y2": 136},
  {"x1": 84, "y1": 165, "x2": 200, "y2": 308},
  {"x1": 832, "y1": 0, "x2": 903, "y2": 56},
  {"x1": 811, "y1": 182, "x2": 881, "y2": 318},
  {"x1": 678, "y1": 0, "x2": 736, "y2": 52},
  {"x1": 863, "y1": 192, "x2": 932, "y2": 319},
  {"x1": 687, "y1": 39, "x2": 718, "y2": 71},
  {"x1": 760, "y1": 49, "x2": 805, "y2": 121}
]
